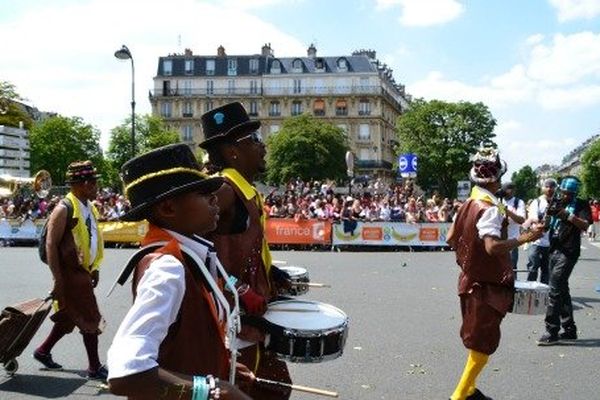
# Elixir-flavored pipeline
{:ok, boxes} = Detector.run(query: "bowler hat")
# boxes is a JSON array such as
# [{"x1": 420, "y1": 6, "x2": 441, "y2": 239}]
[
  {"x1": 120, "y1": 144, "x2": 223, "y2": 222},
  {"x1": 65, "y1": 160, "x2": 101, "y2": 184},
  {"x1": 199, "y1": 102, "x2": 261, "y2": 149}
]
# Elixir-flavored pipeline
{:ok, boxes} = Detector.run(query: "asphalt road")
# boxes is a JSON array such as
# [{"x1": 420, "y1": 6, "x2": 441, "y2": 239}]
[{"x1": 1, "y1": 241, "x2": 599, "y2": 400}]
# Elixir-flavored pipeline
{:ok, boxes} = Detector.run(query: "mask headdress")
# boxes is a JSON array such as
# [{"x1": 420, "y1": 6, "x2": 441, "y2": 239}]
[{"x1": 469, "y1": 145, "x2": 507, "y2": 185}]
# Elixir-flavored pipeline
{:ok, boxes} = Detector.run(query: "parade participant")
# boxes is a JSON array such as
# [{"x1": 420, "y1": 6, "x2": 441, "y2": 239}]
[
  {"x1": 447, "y1": 147, "x2": 543, "y2": 400},
  {"x1": 200, "y1": 102, "x2": 292, "y2": 400},
  {"x1": 34, "y1": 161, "x2": 107, "y2": 380},
  {"x1": 107, "y1": 144, "x2": 252, "y2": 400},
  {"x1": 499, "y1": 182, "x2": 526, "y2": 269},
  {"x1": 523, "y1": 178, "x2": 557, "y2": 284},
  {"x1": 537, "y1": 176, "x2": 592, "y2": 345}
]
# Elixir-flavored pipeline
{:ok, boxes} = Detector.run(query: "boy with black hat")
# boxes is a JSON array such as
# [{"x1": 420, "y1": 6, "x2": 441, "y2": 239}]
[
  {"x1": 199, "y1": 102, "x2": 293, "y2": 400},
  {"x1": 33, "y1": 160, "x2": 107, "y2": 380},
  {"x1": 107, "y1": 144, "x2": 252, "y2": 400}
]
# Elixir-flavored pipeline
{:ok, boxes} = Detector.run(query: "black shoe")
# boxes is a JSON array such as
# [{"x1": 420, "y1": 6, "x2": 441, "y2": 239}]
[
  {"x1": 33, "y1": 350, "x2": 63, "y2": 370},
  {"x1": 537, "y1": 332, "x2": 560, "y2": 346},
  {"x1": 466, "y1": 388, "x2": 493, "y2": 399},
  {"x1": 559, "y1": 330, "x2": 578, "y2": 341},
  {"x1": 87, "y1": 365, "x2": 108, "y2": 381}
]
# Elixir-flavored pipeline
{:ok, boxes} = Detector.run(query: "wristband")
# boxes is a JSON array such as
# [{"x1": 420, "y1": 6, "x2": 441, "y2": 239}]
[
  {"x1": 192, "y1": 375, "x2": 209, "y2": 400},
  {"x1": 225, "y1": 275, "x2": 238, "y2": 292}
]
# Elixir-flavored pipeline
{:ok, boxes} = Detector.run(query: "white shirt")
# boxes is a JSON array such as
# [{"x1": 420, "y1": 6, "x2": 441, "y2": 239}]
[
  {"x1": 502, "y1": 196, "x2": 526, "y2": 239},
  {"x1": 107, "y1": 231, "x2": 224, "y2": 380},
  {"x1": 475, "y1": 187, "x2": 504, "y2": 239},
  {"x1": 527, "y1": 195, "x2": 550, "y2": 247},
  {"x1": 75, "y1": 197, "x2": 98, "y2": 263}
]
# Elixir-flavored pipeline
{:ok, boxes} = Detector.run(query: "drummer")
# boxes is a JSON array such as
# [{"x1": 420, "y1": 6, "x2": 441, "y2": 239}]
[
  {"x1": 199, "y1": 102, "x2": 293, "y2": 400},
  {"x1": 446, "y1": 146, "x2": 543, "y2": 400}
]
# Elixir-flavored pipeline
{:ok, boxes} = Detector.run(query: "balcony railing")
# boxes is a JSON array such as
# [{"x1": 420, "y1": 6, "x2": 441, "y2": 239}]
[{"x1": 150, "y1": 85, "x2": 391, "y2": 98}]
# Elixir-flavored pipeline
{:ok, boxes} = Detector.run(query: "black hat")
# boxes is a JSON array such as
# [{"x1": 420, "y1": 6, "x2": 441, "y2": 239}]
[
  {"x1": 120, "y1": 144, "x2": 223, "y2": 222},
  {"x1": 65, "y1": 160, "x2": 101, "y2": 184},
  {"x1": 199, "y1": 102, "x2": 261, "y2": 149}
]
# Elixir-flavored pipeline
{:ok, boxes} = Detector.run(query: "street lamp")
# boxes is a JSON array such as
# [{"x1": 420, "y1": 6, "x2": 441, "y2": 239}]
[
  {"x1": 114, "y1": 45, "x2": 136, "y2": 158},
  {"x1": 345, "y1": 151, "x2": 354, "y2": 196}
]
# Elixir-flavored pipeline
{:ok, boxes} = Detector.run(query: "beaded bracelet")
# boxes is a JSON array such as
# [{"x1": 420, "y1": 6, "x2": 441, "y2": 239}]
[
  {"x1": 192, "y1": 375, "x2": 209, "y2": 400},
  {"x1": 225, "y1": 275, "x2": 238, "y2": 292}
]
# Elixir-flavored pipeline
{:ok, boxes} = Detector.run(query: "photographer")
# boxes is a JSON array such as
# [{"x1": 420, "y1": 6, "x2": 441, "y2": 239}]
[{"x1": 537, "y1": 176, "x2": 592, "y2": 345}]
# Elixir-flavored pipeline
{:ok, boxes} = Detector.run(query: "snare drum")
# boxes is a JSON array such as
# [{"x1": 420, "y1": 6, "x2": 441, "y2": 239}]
[
  {"x1": 278, "y1": 266, "x2": 310, "y2": 296},
  {"x1": 263, "y1": 300, "x2": 349, "y2": 363},
  {"x1": 512, "y1": 281, "x2": 550, "y2": 315}
]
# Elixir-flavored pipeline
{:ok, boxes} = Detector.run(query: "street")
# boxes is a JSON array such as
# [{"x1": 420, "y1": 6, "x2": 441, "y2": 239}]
[{"x1": 1, "y1": 243, "x2": 599, "y2": 399}]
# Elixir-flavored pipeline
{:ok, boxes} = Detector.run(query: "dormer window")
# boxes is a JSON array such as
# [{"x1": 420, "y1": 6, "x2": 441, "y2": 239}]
[
  {"x1": 249, "y1": 58, "x2": 259, "y2": 74},
  {"x1": 271, "y1": 59, "x2": 281, "y2": 74},
  {"x1": 315, "y1": 58, "x2": 325, "y2": 72},
  {"x1": 292, "y1": 58, "x2": 303, "y2": 73},
  {"x1": 227, "y1": 59, "x2": 237, "y2": 76},
  {"x1": 206, "y1": 59, "x2": 215, "y2": 75},
  {"x1": 163, "y1": 59, "x2": 172, "y2": 76},
  {"x1": 336, "y1": 57, "x2": 348, "y2": 71},
  {"x1": 185, "y1": 59, "x2": 194, "y2": 75}
]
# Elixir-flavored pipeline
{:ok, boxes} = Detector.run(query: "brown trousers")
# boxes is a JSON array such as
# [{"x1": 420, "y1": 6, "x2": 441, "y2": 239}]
[{"x1": 239, "y1": 344, "x2": 291, "y2": 400}]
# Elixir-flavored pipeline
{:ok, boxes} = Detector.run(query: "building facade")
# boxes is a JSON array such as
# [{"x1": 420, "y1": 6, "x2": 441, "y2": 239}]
[
  {"x1": 0, "y1": 124, "x2": 30, "y2": 178},
  {"x1": 149, "y1": 44, "x2": 411, "y2": 178}
]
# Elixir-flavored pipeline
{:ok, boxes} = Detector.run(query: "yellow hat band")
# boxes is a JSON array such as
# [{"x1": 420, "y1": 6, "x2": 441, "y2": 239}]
[{"x1": 124, "y1": 167, "x2": 209, "y2": 197}]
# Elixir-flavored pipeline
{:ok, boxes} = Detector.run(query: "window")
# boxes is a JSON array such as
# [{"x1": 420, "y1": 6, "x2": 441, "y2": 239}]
[
  {"x1": 182, "y1": 102, "x2": 193, "y2": 117},
  {"x1": 206, "y1": 80, "x2": 214, "y2": 95},
  {"x1": 335, "y1": 99, "x2": 347, "y2": 116},
  {"x1": 206, "y1": 59, "x2": 215, "y2": 75},
  {"x1": 183, "y1": 80, "x2": 192, "y2": 96},
  {"x1": 337, "y1": 58, "x2": 347, "y2": 71},
  {"x1": 227, "y1": 79, "x2": 235, "y2": 94},
  {"x1": 269, "y1": 101, "x2": 281, "y2": 116},
  {"x1": 249, "y1": 58, "x2": 259, "y2": 74},
  {"x1": 185, "y1": 59, "x2": 194, "y2": 75},
  {"x1": 315, "y1": 58, "x2": 325, "y2": 71},
  {"x1": 292, "y1": 58, "x2": 303, "y2": 72},
  {"x1": 358, "y1": 124, "x2": 370, "y2": 141},
  {"x1": 205, "y1": 100, "x2": 213, "y2": 112},
  {"x1": 293, "y1": 79, "x2": 302, "y2": 94},
  {"x1": 250, "y1": 80, "x2": 258, "y2": 95},
  {"x1": 291, "y1": 100, "x2": 303, "y2": 116},
  {"x1": 227, "y1": 59, "x2": 237, "y2": 76},
  {"x1": 162, "y1": 80, "x2": 171, "y2": 96},
  {"x1": 271, "y1": 59, "x2": 281, "y2": 74},
  {"x1": 249, "y1": 100, "x2": 258, "y2": 116},
  {"x1": 182, "y1": 125, "x2": 193, "y2": 142},
  {"x1": 313, "y1": 99, "x2": 325, "y2": 116},
  {"x1": 163, "y1": 60, "x2": 172, "y2": 76},
  {"x1": 360, "y1": 77, "x2": 369, "y2": 90},
  {"x1": 161, "y1": 102, "x2": 172, "y2": 118},
  {"x1": 270, "y1": 125, "x2": 280, "y2": 134},
  {"x1": 359, "y1": 99, "x2": 371, "y2": 115}
]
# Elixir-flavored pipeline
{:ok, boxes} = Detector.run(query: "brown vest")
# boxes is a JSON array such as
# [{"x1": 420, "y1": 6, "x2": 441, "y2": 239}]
[
  {"x1": 451, "y1": 199, "x2": 514, "y2": 295},
  {"x1": 132, "y1": 240, "x2": 229, "y2": 379}
]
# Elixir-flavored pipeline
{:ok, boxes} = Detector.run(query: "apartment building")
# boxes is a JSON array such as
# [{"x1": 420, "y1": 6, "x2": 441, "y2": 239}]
[{"x1": 149, "y1": 44, "x2": 410, "y2": 178}]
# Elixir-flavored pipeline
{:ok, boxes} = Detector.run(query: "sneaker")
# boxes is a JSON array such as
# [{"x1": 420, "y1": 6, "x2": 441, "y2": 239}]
[
  {"x1": 559, "y1": 330, "x2": 578, "y2": 341},
  {"x1": 536, "y1": 332, "x2": 560, "y2": 346},
  {"x1": 33, "y1": 350, "x2": 63, "y2": 370},
  {"x1": 87, "y1": 365, "x2": 108, "y2": 381},
  {"x1": 466, "y1": 388, "x2": 493, "y2": 399}
]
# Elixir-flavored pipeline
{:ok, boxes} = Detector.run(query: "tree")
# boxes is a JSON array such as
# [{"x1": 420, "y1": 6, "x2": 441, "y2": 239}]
[
  {"x1": 580, "y1": 138, "x2": 600, "y2": 199},
  {"x1": 511, "y1": 165, "x2": 539, "y2": 201},
  {"x1": 265, "y1": 114, "x2": 349, "y2": 184},
  {"x1": 29, "y1": 116, "x2": 104, "y2": 185},
  {"x1": 0, "y1": 81, "x2": 33, "y2": 129},
  {"x1": 395, "y1": 99, "x2": 497, "y2": 197}
]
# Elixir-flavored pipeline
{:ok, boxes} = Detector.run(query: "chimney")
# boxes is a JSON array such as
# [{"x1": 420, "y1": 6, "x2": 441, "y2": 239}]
[
  {"x1": 184, "y1": 48, "x2": 193, "y2": 56},
  {"x1": 261, "y1": 43, "x2": 273, "y2": 57},
  {"x1": 217, "y1": 45, "x2": 226, "y2": 57},
  {"x1": 307, "y1": 43, "x2": 317, "y2": 58}
]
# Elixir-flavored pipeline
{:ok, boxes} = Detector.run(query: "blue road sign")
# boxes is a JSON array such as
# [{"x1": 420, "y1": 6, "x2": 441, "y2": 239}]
[{"x1": 399, "y1": 153, "x2": 418, "y2": 175}]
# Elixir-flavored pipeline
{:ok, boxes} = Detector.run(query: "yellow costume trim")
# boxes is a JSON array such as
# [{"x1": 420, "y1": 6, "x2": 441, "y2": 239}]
[
  {"x1": 124, "y1": 167, "x2": 208, "y2": 197},
  {"x1": 469, "y1": 186, "x2": 506, "y2": 216}
]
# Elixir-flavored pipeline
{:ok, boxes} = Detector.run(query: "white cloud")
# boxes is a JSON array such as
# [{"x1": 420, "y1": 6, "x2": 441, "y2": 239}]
[
  {"x1": 215, "y1": 0, "x2": 303, "y2": 10},
  {"x1": 548, "y1": 0, "x2": 600, "y2": 22},
  {"x1": 375, "y1": 0, "x2": 464, "y2": 27},
  {"x1": 0, "y1": 0, "x2": 306, "y2": 149},
  {"x1": 538, "y1": 85, "x2": 600, "y2": 108}
]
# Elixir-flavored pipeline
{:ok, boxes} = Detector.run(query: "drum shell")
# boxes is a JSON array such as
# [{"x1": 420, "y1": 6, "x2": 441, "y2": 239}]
[
  {"x1": 512, "y1": 281, "x2": 550, "y2": 315},
  {"x1": 277, "y1": 266, "x2": 310, "y2": 296}
]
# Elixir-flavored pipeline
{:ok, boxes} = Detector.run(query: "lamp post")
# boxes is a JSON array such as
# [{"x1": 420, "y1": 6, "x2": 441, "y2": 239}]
[
  {"x1": 345, "y1": 151, "x2": 354, "y2": 196},
  {"x1": 114, "y1": 45, "x2": 136, "y2": 158}
]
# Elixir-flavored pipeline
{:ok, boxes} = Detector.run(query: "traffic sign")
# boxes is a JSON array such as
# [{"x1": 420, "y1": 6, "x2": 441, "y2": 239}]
[{"x1": 399, "y1": 153, "x2": 418, "y2": 177}]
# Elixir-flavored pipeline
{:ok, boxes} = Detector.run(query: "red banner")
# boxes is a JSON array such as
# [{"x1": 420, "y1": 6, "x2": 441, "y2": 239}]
[{"x1": 266, "y1": 219, "x2": 332, "y2": 245}]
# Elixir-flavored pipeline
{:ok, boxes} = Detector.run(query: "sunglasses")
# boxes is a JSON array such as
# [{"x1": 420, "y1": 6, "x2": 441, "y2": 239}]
[{"x1": 235, "y1": 131, "x2": 263, "y2": 144}]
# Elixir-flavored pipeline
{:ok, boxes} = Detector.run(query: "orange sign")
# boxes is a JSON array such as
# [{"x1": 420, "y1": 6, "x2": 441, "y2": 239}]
[
  {"x1": 266, "y1": 219, "x2": 332, "y2": 244},
  {"x1": 362, "y1": 226, "x2": 383, "y2": 241},
  {"x1": 419, "y1": 227, "x2": 439, "y2": 242}
]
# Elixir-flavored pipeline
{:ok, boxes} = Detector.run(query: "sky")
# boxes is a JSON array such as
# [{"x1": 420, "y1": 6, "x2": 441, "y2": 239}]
[{"x1": 1, "y1": 0, "x2": 599, "y2": 178}]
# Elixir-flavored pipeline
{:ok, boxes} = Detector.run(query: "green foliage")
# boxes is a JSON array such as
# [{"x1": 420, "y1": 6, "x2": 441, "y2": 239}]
[
  {"x1": 105, "y1": 114, "x2": 180, "y2": 187},
  {"x1": 580, "y1": 139, "x2": 600, "y2": 199},
  {"x1": 395, "y1": 99, "x2": 497, "y2": 197},
  {"x1": 29, "y1": 115, "x2": 104, "y2": 186},
  {"x1": 0, "y1": 81, "x2": 33, "y2": 129},
  {"x1": 510, "y1": 165, "x2": 539, "y2": 201},
  {"x1": 265, "y1": 114, "x2": 349, "y2": 184}
]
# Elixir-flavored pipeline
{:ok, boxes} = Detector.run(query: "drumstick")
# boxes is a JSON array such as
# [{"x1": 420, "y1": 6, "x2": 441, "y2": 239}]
[
  {"x1": 268, "y1": 307, "x2": 320, "y2": 313},
  {"x1": 291, "y1": 282, "x2": 331, "y2": 288},
  {"x1": 255, "y1": 377, "x2": 339, "y2": 398}
]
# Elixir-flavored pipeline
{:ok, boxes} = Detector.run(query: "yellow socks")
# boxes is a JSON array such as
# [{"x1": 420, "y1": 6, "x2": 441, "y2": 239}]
[{"x1": 450, "y1": 349, "x2": 489, "y2": 400}]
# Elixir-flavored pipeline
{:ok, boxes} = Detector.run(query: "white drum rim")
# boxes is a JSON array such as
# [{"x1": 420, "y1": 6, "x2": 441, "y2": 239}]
[
  {"x1": 278, "y1": 266, "x2": 308, "y2": 276},
  {"x1": 265, "y1": 300, "x2": 348, "y2": 332}
]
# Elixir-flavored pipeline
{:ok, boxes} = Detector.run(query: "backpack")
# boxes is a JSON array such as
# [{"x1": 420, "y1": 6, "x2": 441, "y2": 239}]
[{"x1": 39, "y1": 198, "x2": 73, "y2": 264}]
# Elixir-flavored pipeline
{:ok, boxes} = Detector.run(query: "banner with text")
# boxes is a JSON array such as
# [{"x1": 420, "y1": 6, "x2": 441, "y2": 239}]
[
  {"x1": 332, "y1": 221, "x2": 451, "y2": 246},
  {"x1": 266, "y1": 219, "x2": 332, "y2": 245}
]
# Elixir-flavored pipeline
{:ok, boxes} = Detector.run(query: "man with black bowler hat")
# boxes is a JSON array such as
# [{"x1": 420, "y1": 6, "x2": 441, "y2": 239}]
[{"x1": 200, "y1": 102, "x2": 293, "y2": 400}]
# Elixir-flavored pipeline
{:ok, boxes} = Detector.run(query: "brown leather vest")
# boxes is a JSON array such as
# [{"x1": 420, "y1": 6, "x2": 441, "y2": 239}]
[
  {"x1": 451, "y1": 199, "x2": 514, "y2": 295},
  {"x1": 208, "y1": 179, "x2": 272, "y2": 298},
  {"x1": 132, "y1": 247, "x2": 229, "y2": 379}
]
